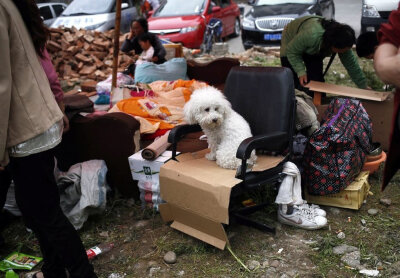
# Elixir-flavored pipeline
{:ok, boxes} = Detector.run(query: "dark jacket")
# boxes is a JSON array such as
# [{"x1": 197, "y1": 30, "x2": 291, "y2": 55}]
[{"x1": 121, "y1": 32, "x2": 166, "y2": 64}]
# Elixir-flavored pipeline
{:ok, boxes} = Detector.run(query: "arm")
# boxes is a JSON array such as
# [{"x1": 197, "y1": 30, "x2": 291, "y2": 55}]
[
  {"x1": 144, "y1": 46, "x2": 155, "y2": 61},
  {"x1": 152, "y1": 35, "x2": 166, "y2": 63},
  {"x1": 338, "y1": 49, "x2": 368, "y2": 89},
  {"x1": 374, "y1": 43, "x2": 400, "y2": 88},
  {"x1": 0, "y1": 5, "x2": 11, "y2": 165},
  {"x1": 39, "y1": 48, "x2": 69, "y2": 132},
  {"x1": 121, "y1": 37, "x2": 143, "y2": 55}
]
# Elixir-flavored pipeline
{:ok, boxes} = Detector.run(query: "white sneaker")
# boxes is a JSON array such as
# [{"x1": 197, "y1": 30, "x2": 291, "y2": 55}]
[
  {"x1": 278, "y1": 205, "x2": 327, "y2": 230},
  {"x1": 299, "y1": 202, "x2": 326, "y2": 217}
]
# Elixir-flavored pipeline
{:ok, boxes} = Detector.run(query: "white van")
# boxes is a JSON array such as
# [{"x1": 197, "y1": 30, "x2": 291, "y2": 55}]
[
  {"x1": 51, "y1": 0, "x2": 137, "y2": 33},
  {"x1": 361, "y1": 0, "x2": 398, "y2": 33}
]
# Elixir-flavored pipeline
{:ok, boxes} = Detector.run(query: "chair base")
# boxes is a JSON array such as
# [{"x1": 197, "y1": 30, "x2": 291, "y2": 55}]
[{"x1": 231, "y1": 203, "x2": 276, "y2": 234}]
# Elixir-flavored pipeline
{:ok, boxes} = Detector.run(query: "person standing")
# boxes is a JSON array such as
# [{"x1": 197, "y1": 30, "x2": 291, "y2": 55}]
[
  {"x1": 0, "y1": 0, "x2": 97, "y2": 277},
  {"x1": 280, "y1": 16, "x2": 368, "y2": 90},
  {"x1": 374, "y1": 4, "x2": 400, "y2": 190}
]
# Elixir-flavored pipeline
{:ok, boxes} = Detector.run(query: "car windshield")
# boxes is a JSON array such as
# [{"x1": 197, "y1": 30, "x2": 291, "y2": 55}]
[
  {"x1": 153, "y1": 0, "x2": 206, "y2": 17},
  {"x1": 62, "y1": 0, "x2": 114, "y2": 16},
  {"x1": 256, "y1": 0, "x2": 316, "y2": 5}
]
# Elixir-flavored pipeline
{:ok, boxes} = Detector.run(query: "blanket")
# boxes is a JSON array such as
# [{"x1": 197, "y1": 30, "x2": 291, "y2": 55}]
[{"x1": 114, "y1": 79, "x2": 207, "y2": 134}]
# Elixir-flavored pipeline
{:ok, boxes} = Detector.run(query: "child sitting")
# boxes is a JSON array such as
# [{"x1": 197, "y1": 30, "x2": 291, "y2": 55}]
[
  {"x1": 123, "y1": 33, "x2": 155, "y2": 77},
  {"x1": 136, "y1": 33, "x2": 154, "y2": 65}
]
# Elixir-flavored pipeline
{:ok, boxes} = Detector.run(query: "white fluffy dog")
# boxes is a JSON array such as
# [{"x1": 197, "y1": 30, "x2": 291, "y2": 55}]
[{"x1": 184, "y1": 86, "x2": 257, "y2": 169}]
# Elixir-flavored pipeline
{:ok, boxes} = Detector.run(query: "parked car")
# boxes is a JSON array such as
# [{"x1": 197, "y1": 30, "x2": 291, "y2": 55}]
[
  {"x1": 148, "y1": 0, "x2": 241, "y2": 49},
  {"x1": 38, "y1": 3, "x2": 67, "y2": 27},
  {"x1": 242, "y1": 0, "x2": 335, "y2": 49},
  {"x1": 50, "y1": 0, "x2": 137, "y2": 32},
  {"x1": 361, "y1": 0, "x2": 398, "y2": 33}
]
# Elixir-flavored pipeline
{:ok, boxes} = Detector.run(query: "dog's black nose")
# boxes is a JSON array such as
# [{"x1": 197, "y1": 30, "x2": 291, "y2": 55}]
[{"x1": 212, "y1": 119, "x2": 218, "y2": 123}]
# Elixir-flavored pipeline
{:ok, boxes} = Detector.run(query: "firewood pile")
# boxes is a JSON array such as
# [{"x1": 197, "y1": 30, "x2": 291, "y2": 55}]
[{"x1": 47, "y1": 27, "x2": 133, "y2": 92}]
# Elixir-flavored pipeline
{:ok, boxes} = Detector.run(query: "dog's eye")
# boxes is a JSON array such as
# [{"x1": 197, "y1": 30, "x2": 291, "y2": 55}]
[
  {"x1": 215, "y1": 107, "x2": 219, "y2": 111},
  {"x1": 205, "y1": 108, "x2": 210, "y2": 112}
]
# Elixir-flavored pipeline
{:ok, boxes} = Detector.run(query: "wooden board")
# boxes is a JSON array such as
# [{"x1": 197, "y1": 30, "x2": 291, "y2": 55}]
[{"x1": 305, "y1": 81, "x2": 390, "y2": 105}]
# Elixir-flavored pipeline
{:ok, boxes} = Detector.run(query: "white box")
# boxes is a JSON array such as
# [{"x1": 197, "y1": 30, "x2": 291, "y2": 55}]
[{"x1": 129, "y1": 150, "x2": 175, "y2": 182}]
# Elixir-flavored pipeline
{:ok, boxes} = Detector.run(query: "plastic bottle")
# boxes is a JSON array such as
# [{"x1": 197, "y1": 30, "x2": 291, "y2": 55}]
[
  {"x1": 86, "y1": 243, "x2": 114, "y2": 260},
  {"x1": 5, "y1": 269, "x2": 18, "y2": 278}
]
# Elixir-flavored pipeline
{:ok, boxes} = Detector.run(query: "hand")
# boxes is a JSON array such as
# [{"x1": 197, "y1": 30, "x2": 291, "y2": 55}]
[
  {"x1": 0, "y1": 166, "x2": 4, "y2": 171},
  {"x1": 62, "y1": 114, "x2": 70, "y2": 133},
  {"x1": 151, "y1": 56, "x2": 159, "y2": 63},
  {"x1": 127, "y1": 28, "x2": 135, "y2": 40},
  {"x1": 299, "y1": 75, "x2": 308, "y2": 87}
]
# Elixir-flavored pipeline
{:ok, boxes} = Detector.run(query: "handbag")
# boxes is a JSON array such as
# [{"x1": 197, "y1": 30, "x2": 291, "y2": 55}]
[{"x1": 303, "y1": 98, "x2": 373, "y2": 195}]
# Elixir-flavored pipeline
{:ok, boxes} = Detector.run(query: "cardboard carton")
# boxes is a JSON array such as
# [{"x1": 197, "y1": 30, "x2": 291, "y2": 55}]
[
  {"x1": 159, "y1": 149, "x2": 284, "y2": 250},
  {"x1": 128, "y1": 150, "x2": 174, "y2": 182},
  {"x1": 305, "y1": 171, "x2": 371, "y2": 210}
]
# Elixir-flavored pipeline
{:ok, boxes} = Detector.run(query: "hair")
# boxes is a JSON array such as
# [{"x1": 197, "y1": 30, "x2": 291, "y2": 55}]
[
  {"x1": 356, "y1": 32, "x2": 379, "y2": 57},
  {"x1": 12, "y1": 0, "x2": 49, "y2": 58},
  {"x1": 138, "y1": 32, "x2": 152, "y2": 43},
  {"x1": 321, "y1": 19, "x2": 355, "y2": 50},
  {"x1": 131, "y1": 17, "x2": 149, "y2": 33}
]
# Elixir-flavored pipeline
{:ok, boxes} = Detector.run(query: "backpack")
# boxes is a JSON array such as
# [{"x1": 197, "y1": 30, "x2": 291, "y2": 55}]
[{"x1": 303, "y1": 98, "x2": 373, "y2": 195}]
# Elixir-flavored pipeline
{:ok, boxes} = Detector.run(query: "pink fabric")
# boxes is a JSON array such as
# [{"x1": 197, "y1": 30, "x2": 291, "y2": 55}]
[{"x1": 39, "y1": 48, "x2": 63, "y2": 103}]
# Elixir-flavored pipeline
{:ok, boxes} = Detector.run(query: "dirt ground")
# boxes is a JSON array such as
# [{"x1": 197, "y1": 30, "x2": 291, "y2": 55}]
[
  {"x1": 1, "y1": 54, "x2": 399, "y2": 278},
  {"x1": 1, "y1": 168, "x2": 400, "y2": 278}
]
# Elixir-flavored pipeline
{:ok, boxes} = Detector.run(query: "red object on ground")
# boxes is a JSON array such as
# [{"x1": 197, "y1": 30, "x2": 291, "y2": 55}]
[{"x1": 86, "y1": 243, "x2": 115, "y2": 260}]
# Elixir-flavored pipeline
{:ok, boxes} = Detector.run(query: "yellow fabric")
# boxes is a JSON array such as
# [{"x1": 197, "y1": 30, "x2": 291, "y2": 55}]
[{"x1": 116, "y1": 80, "x2": 207, "y2": 134}]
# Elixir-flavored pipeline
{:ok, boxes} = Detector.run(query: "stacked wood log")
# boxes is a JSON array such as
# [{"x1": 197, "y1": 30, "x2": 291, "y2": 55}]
[{"x1": 47, "y1": 27, "x2": 134, "y2": 92}]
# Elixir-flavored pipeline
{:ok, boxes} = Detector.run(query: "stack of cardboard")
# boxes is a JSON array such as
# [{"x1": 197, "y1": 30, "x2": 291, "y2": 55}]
[{"x1": 46, "y1": 27, "x2": 134, "y2": 92}]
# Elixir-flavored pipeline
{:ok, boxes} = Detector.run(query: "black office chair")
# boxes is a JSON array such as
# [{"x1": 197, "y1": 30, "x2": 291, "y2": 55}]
[{"x1": 163, "y1": 66, "x2": 296, "y2": 247}]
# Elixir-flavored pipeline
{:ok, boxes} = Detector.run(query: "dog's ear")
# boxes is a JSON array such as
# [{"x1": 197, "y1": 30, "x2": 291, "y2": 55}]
[
  {"x1": 219, "y1": 96, "x2": 232, "y2": 119},
  {"x1": 183, "y1": 99, "x2": 198, "y2": 124}
]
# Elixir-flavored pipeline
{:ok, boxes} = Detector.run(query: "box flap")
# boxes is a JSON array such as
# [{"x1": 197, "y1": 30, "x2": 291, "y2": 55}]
[
  {"x1": 160, "y1": 203, "x2": 228, "y2": 250},
  {"x1": 160, "y1": 151, "x2": 240, "y2": 224},
  {"x1": 345, "y1": 171, "x2": 369, "y2": 191},
  {"x1": 306, "y1": 81, "x2": 390, "y2": 102}
]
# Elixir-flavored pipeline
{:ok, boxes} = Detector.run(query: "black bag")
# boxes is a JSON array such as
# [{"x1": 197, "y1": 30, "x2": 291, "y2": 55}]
[{"x1": 303, "y1": 98, "x2": 373, "y2": 195}]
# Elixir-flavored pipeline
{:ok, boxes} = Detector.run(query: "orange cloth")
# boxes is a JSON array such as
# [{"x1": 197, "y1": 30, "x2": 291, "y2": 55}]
[{"x1": 116, "y1": 79, "x2": 207, "y2": 134}]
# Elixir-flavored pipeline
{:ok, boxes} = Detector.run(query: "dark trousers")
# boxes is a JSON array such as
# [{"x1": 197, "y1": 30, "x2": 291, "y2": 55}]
[
  {"x1": 280, "y1": 54, "x2": 325, "y2": 92},
  {"x1": 8, "y1": 149, "x2": 97, "y2": 278}
]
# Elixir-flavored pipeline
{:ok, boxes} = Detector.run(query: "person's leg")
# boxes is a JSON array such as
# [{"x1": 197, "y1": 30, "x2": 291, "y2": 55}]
[
  {"x1": 280, "y1": 56, "x2": 301, "y2": 90},
  {"x1": 10, "y1": 149, "x2": 97, "y2": 278},
  {"x1": 303, "y1": 54, "x2": 325, "y2": 83},
  {"x1": 0, "y1": 166, "x2": 12, "y2": 246}
]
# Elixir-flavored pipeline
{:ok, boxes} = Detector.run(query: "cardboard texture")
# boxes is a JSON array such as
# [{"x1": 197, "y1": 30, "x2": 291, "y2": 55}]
[
  {"x1": 316, "y1": 94, "x2": 395, "y2": 151},
  {"x1": 305, "y1": 81, "x2": 390, "y2": 104},
  {"x1": 159, "y1": 149, "x2": 284, "y2": 249},
  {"x1": 305, "y1": 171, "x2": 371, "y2": 210}
]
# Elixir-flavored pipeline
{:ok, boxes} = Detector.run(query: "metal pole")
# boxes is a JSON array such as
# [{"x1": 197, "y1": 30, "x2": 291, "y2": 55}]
[{"x1": 111, "y1": 0, "x2": 122, "y2": 108}]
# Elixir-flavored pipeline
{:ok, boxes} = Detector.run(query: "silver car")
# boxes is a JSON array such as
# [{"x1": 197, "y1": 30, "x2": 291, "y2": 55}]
[
  {"x1": 38, "y1": 3, "x2": 67, "y2": 27},
  {"x1": 50, "y1": 0, "x2": 137, "y2": 32}
]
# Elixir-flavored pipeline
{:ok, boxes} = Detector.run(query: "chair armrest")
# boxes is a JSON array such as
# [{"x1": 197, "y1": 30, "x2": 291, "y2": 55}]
[
  {"x1": 236, "y1": 131, "x2": 288, "y2": 160},
  {"x1": 168, "y1": 124, "x2": 202, "y2": 144},
  {"x1": 168, "y1": 124, "x2": 202, "y2": 159}
]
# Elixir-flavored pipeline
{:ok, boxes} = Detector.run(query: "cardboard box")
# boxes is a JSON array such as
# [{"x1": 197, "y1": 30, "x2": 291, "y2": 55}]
[
  {"x1": 128, "y1": 150, "x2": 175, "y2": 182},
  {"x1": 304, "y1": 171, "x2": 371, "y2": 210},
  {"x1": 159, "y1": 149, "x2": 284, "y2": 250}
]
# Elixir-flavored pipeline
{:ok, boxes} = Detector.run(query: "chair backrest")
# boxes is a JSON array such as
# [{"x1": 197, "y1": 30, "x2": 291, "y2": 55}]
[{"x1": 224, "y1": 66, "x2": 296, "y2": 150}]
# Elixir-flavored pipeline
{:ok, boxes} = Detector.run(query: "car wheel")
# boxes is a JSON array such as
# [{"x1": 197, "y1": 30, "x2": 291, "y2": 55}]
[{"x1": 231, "y1": 18, "x2": 240, "y2": 37}]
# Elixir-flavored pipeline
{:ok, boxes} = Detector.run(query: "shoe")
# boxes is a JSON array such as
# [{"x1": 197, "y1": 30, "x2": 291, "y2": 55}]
[
  {"x1": 278, "y1": 205, "x2": 327, "y2": 230},
  {"x1": 299, "y1": 202, "x2": 326, "y2": 217}
]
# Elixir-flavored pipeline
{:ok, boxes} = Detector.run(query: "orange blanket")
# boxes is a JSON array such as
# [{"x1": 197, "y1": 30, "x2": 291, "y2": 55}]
[{"x1": 116, "y1": 80, "x2": 207, "y2": 134}]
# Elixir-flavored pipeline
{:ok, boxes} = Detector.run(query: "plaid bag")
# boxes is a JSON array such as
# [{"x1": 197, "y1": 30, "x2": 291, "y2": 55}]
[{"x1": 303, "y1": 98, "x2": 373, "y2": 195}]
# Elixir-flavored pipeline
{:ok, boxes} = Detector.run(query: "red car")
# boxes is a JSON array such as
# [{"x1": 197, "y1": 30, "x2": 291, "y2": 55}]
[{"x1": 148, "y1": 0, "x2": 241, "y2": 49}]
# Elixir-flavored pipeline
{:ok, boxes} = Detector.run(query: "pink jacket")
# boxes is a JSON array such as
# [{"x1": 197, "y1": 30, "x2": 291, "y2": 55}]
[{"x1": 39, "y1": 48, "x2": 63, "y2": 103}]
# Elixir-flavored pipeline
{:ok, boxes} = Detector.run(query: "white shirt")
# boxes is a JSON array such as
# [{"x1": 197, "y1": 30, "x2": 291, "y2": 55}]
[
  {"x1": 136, "y1": 46, "x2": 154, "y2": 65},
  {"x1": 147, "y1": 0, "x2": 160, "y2": 10}
]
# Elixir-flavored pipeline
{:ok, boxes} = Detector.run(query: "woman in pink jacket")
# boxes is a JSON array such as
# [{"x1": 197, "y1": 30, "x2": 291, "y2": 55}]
[{"x1": 0, "y1": 0, "x2": 97, "y2": 277}]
